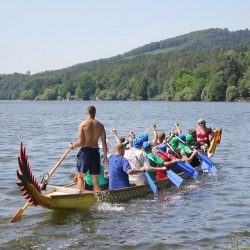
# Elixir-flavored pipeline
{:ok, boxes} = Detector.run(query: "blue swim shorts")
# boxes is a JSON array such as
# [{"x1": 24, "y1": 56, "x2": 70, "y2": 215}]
[{"x1": 76, "y1": 147, "x2": 100, "y2": 175}]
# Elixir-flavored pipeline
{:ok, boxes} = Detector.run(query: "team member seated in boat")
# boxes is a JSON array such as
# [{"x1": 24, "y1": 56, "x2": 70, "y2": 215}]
[
  {"x1": 177, "y1": 134, "x2": 200, "y2": 167},
  {"x1": 195, "y1": 119, "x2": 215, "y2": 153},
  {"x1": 109, "y1": 129, "x2": 146, "y2": 190},
  {"x1": 143, "y1": 142, "x2": 179, "y2": 180},
  {"x1": 168, "y1": 137, "x2": 181, "y2": 157},
  {"x1": 124, "y1": 137, "x2": 152, "y2": 185},
  {"x1": 153, "y1": 144, "x2": 180, "y2": 178},
  {"x1": 68, "y1": 105, "x2": 108, "y2": 192}
]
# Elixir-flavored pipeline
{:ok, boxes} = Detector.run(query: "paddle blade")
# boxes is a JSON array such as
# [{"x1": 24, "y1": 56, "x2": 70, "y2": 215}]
[
  {"x1": 185, "y1": 162, "x2": 199, "y2": 179},
  {"x1": 209, "y1": 165, "x2": 217, "y2": 175},
  {"x1": 201, "y1": 160, "x2": 209, "y2": 171},
  {"x1": 176, "y1": 162, "x2": 198, "y2": 179},
  {"x1": 167, "y1": 170, "x2": 183, "y2": 187},
  {"x1": 9, "y1": 202, "x2": 29, "y2": 223},
  {"x1": 144, "y1": 172, "x2": 157, "y2": 194},
  {"x1": 198, "y1": 152, "x2": 213, "y2": 165},
  {"x1": 200, "y1": 160, "x2": 217, "y2": 175}
]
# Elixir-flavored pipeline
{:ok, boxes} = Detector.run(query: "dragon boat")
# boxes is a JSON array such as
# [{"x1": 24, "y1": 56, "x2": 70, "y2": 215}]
[{"x1": 15, "y1": 129, "x2": 222, "y2": 211}]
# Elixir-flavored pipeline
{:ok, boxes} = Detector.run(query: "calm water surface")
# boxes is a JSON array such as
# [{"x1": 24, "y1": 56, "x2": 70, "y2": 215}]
[{"x1": 0, "y1": 101, "x2": 250, "y2": 249}]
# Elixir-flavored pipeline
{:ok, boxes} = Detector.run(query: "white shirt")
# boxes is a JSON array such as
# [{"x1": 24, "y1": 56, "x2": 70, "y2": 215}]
[{"x1": 124, "y1": 147, "x2": 151, "y2": 185}]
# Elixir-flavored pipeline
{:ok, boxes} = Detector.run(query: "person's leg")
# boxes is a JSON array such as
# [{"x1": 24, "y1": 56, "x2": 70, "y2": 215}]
[
  {"x1": 90, "y1": 148, "x2": 101, "y2": 192},
  {"x1": 73, "y1": 173, "x2": 78, "y2": 183},
  {"x1": 77, "y1": 172, "x2": 85, "y2": 192},
  {"x1": 91, "y1": 175, "x2": 100, "y2": 192}
]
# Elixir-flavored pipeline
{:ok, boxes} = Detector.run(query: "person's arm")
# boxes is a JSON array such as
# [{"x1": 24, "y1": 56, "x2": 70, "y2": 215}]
[
  {"x1": 152, "y1": 123, "x2": 158, "y2": 146},
  {"x1": 175, "y1": 122, "x2": 182, "y2": 135},
  {"x1": 128, "y1": 164, "x2": 166, "y2": 174},
  {"x1": 181, "y1": 148, "x2": 198, "y2": 163},
  {"x1": 127, "y1": 167, "x2": 146, "y2": 175},
  {"x1": 165, "y1": 132, "x2": 174, "y2": 143},
  {"x1": 68, "y1": 123, "x2": 85, "y2": 150},
  {"x1": 100, "y1": 125, "x2": 108, "y2": 163},
  {"x1": 111, "y1": 129, "x2": 122, "y2": 146},
  {"x1": 146, "y1": 153, "x2": 168, "y2": 172},
  {"x1": 122, "y1": 157, "x2": 145, "y2": 175},
  {"x1": 163, "y1": 159, "x2": 180, "y2": 169},
  {"x1": 148, "y1": 166, "x2": 167, "y2": 172}
]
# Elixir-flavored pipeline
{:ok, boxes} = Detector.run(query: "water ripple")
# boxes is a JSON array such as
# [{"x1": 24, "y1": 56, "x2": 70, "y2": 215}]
[{"x1": 0, "y1": 100, "x2": 250, "y2": 249}]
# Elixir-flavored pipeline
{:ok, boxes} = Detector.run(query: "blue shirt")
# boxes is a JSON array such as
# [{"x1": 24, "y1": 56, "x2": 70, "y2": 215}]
[{"x1": 108, "y1": 154, "x2": 131, "y2": 190}]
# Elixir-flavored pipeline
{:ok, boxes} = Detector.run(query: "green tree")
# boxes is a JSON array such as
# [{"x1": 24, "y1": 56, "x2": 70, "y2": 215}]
[
  {"x1": 75, "y1": 84, "x2": 83, "y2": 99},
  {"x1": 20, "y1": 90, "x2": 34, "y2": 100},
  {"x1": 201, "y1": 75, "x2": 225, "y2": 101},
  {"x1": 43, "y1": 88, "x2": 57, "y2": 100},
  {"x1": 238, "y1": 67, "x2": 250, "y2": 99},
  {"x1": 226, "y1": 86, "x2": 238, "y2": 101}
]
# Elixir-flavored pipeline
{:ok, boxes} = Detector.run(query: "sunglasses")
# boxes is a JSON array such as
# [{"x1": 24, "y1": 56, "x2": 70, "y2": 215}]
[{"x1": 198, "y1": 122, "x2": 204, "y2": 125}]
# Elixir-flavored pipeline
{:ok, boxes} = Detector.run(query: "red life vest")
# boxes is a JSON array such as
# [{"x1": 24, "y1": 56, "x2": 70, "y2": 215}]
[{"x1": 152, "y1": 149, "x2": 176, "y2": 180}]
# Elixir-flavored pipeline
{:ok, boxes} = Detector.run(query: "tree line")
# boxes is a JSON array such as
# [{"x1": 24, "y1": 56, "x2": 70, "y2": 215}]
[{"x1": 0, "y1": 28, "x2": 249, "y2": 101}]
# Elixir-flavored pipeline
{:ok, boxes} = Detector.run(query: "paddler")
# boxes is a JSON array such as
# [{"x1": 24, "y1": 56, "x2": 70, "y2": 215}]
[{"x1": 68, "y1": 106, "x2": 108, "y2": 192}]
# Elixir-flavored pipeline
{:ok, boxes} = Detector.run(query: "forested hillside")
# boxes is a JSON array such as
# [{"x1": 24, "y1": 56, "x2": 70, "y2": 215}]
[{"x1": 0, "y1": 28, "x2": 249, "y2": 101}]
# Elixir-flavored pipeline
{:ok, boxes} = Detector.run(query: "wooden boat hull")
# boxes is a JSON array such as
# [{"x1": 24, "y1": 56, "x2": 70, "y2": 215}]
[{"x1": 26, "y1": 175, "x2": 182, "y2": 210}]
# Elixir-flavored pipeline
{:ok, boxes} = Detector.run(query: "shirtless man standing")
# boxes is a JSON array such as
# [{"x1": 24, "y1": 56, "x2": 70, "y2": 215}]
[{"x1": 68, "y1": 106, "x2": 108, "y2": 192}]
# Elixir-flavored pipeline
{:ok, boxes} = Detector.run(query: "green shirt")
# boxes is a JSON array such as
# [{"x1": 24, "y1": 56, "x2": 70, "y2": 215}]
[
  {"x1": 145, "y1": 152, "x2": 164, "y2": 181},
  {"x1": 85, "y1": 165, "x2": 107, "y2": 186},
  {"x1": 85, "y1": 150, "x2": 108, "y2": 186},
  {"x1": 178, "y1": 143, "x2": 191, "y2": 157}
]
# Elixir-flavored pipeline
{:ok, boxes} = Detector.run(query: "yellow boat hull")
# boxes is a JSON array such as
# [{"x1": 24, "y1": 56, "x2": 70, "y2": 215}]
[{"x1": 26, "y1": 176, "x2": 176, "y2": 210}]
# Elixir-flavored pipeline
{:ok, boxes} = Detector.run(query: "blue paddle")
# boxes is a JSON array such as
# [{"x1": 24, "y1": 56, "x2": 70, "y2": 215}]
[
  {"x1": 133, "y1": 154, "x2": 158, "y2": 194},
  {"x1": 201, "y1": 159, "x2": 217, "y2": 175},
  {"x1": 197, "y1": 152, "x2": 213, "y2": 166},
  {"x1": 197, "y1": 153, "x2": 217, "y2": 175},
  {"x1": 176, "y1": 161, "x2": 198, "y2": 179},
  {"x1": 166, "y1": 143, "x2": 199, "y2": 179},
  {"x1": 144, "y1": 171, "x2": 158, "y2": 193},
  {"x1": 146, "y1": 153, "x2": 184, "y2": 187},
  {"x1": 167, "y1": 170, "x2": 183, "y2": 187}
]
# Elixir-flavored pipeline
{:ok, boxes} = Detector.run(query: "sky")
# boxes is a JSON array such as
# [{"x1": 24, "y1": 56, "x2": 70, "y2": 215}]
[{"x1": 0, "y1": 0, "x2": 249, "y2": 74}]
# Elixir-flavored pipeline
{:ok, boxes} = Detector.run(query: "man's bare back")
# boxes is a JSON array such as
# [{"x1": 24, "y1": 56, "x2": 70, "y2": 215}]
[
  {"x1": 69, "y1": 107, "x2": 108, "y2": 158},
  {"x1": 79, "y1": 119, "x2": 104, "y2": 148}
]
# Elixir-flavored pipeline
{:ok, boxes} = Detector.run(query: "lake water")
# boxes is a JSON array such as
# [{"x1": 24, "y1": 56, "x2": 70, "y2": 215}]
[{"x1": 0, "y1": 100, "x2": 250, "y2": 249}]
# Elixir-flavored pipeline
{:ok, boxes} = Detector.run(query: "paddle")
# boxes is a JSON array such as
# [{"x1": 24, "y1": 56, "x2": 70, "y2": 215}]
[
  {"x1": 166, "y1": 143, "x2": 198, "y2": 179},
  {"x1": 174, "y1": 135, "x2": 217, "y2": 175},
  {"x1": 10, "y1": 144, "x2": 71, "y2": 223},
  {"x1": 166, "y1": 170, "x2": 183, "y2": 187},
  {"x1": 143, "y1": 124, "x2": 154, "y2": 134},
  {"x1": 144, "y1": 171, "x2": 158, "y2": 193},
  {"x1": 200, "y1": 158, "x2": 217, "y2": 175},
  {"x1": 133, "y1": 152, "x2": 158, "y2": 194},
  {"x1": 146, "y1": 153, "x2": 183, "y2": 187}
]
